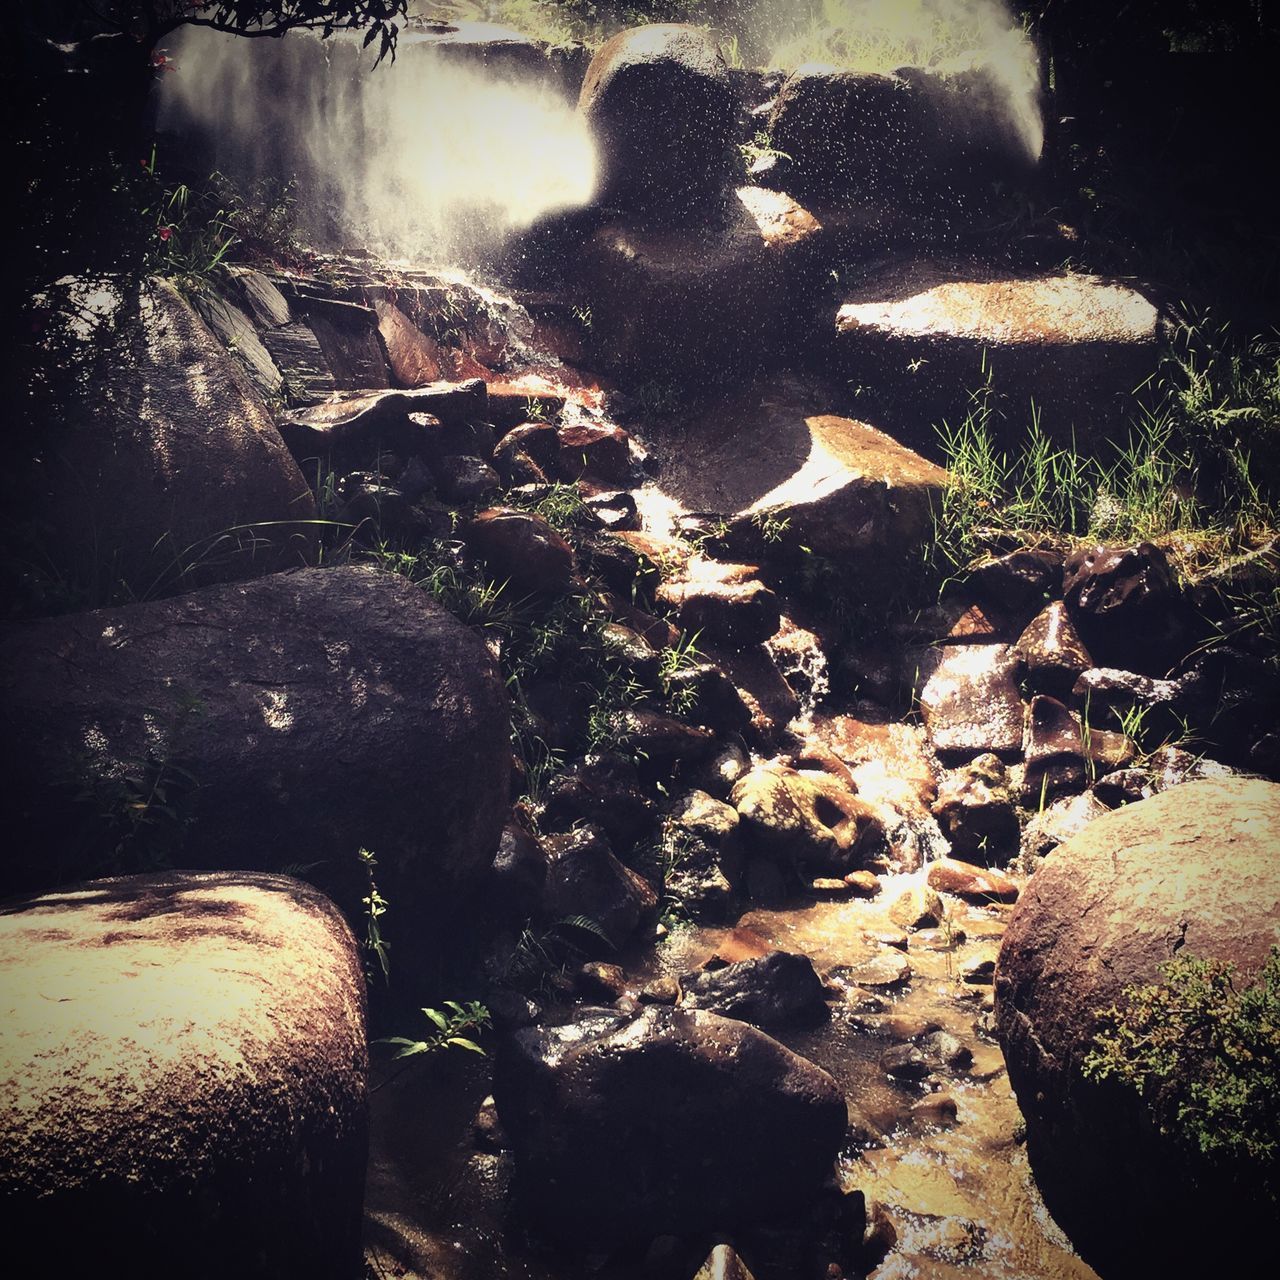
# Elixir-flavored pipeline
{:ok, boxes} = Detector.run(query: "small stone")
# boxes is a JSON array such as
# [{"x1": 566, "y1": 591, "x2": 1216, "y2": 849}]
[
  {"x1": 472, "y1": 1096, "x2": 507, "y2": 1152},
  {"x1": 959, "y1": 955, "x2": 997, "y2": 985},
  {"x1": 843, "y1": 869, "x2": 882, "y2": 897},
  {"x1": 693, "y1": 1242, "x2": 758, "y2": 1280},
  {"x1": 466, "y1": 507, "x2": 576, "y2": 594},
  {"x1": 848, "y1": 950, "x2": 912, "y2": 988},
  {"x1": 640, "y1": 976, "x2": 680, "y2": 1005},
  {"x1": 575, "y1": 961, "x2": 629, "y2": 1002},
  {"x1": 927, "y1": 858, "x2": 1019, "y2": 904},
  {"x1": 557, "y1": 420, "x2": 634, "y2": 483},
  {"x1": 920, "y1": 1030, "x2": 973, "y2": 1072},
  {"x1": 881, "y1": 1043, "x2": 931, "y2": 1081},
  {"x1": 911, "y1": 1094, "x2": 959, "y2": 1127},
  {"x1": 931, "y1": 753, "x2": 1020, "y2": 861},
  {"x1": 657, "y1": 577, "x2": 782, "y2": 649},
  {"x1": 435, "y1": 454, "x2": 500, "y2": 503},
  {"x1": 888, "y1": 884, "x2": 945, "y2": 931}
]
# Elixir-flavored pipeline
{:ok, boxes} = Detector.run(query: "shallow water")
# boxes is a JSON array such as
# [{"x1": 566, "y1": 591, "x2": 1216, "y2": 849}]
[{"x1": 365, "y1": 867, "x2": 1098, "y2": 1280}]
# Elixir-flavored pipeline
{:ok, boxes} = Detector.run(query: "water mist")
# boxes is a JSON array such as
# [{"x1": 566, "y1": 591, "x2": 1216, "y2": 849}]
[{"x1": 156, "y1": 27, "x2": 599, "y2": 265}]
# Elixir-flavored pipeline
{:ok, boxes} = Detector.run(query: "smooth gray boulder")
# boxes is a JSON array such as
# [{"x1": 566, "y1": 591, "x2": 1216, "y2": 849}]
[{"x1": 0, "y1": 870, "x2": 367, "y2": 1279}]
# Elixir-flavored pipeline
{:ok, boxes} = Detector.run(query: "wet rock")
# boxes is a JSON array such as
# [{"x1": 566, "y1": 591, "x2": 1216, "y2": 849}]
[
  {"x1": 579, "y1": 23, "x2": 736, "y2": 217},
  {"x1": 966, "y1": 546, "x2": 1064, "y2": 613},
  {"x1": 575, "y1": 960, "x2": 629, "y2": 1003},
  {"x1": 0, "y1": 871, "x2": 367, "y2": 1279},
  {"x1": 694, "y1": 737, "x2": 753, "y2": 797},
  {"x1": 707, "y1": 645, "x2": 801, "y2": 746},
  {"x1": 920, "y1": 1030, "x2": 973, "y2": 1073},
  {"x1": 693, "y1": 1242, "x2": 757, "y2": 1280},
  {"x1": 1015, "y1": 600, "x2": 1093, "y2": 696},
  {"x1": 996, "y1": 777, "x2": 1280, "y2": 1275},
  {"x1": 1024, "y1": 693, "x2": 1135, "y2": 803},
  {"x1": 880, "y1": 1043, "x2": 931, "y2": 1082},
  {"x1": 583, "y1": 488, "x2": 641, "y2": 531},
  {"x1": 278, "y1": 379, "x2": 487, "y2": 460},
  {"x1": 493, "y1": 421, "x2": 560, "y2": 481},
  {"x1": 641, "y1": 976, "x2": 681, "y2": 1005},
  {"x1": 298, "y1": 296, "x2": 389, "y2": 389},
  {"x1": 557, "y1": 420, "x2": 633, "y2": 482},
  {"x1": 927, "y1": 858, "x2": 1019, "y2": 904},
  {"x1": 931, "y1": 754, "x2": 1020, "y2": 862},
  {"x1": 846, "y1": 950, "x2": 913, "y2": 989},
  {"x1": 768, "y1": 66, "x2": 917, "y2": 200},
  {"x1": 374, "y1": 298, "x2": 448, "y2": 387},
  {"x1": 911, "y1": 1094, "x2": 959, "y2": 1128},
  {"x1": 435, "y1": 454, "x2": 500, "y2": 503},
  {"x1": 665, "y1": 664, "x2": 756, "y2": 736},
  {"x1": 489, "y1": 824, "x2": 549, "y2": 923},
  {"x1": 1062, "y1": 541, "x2": 1185, "y2": 671},
  {"x1": 731, "y1": 764, "x2": 878, "y2": 875},
  {"x1": 225, "y1": 266, "x2": 291, "y2": 328},
  {"x1": 493, "y1": 1004, "x2": 848, "y2": 1246},
  {"x1": 464, "y1": 507, "x2": 577, "y2": 593},
  {"x1": 541, "y1": 753, "x2": 654, "y2": 851},
  {"x1": 680, "y1": 950, "x2": 828, "y2": 1029},
  {"x1": 657, "y1": 577, "x2": 782, "y2": 649},
  {"x1": 0, "y1": 567, "x2": 509, "y2": 921},
  {"x1": 843, "y1": 869, "x2": 882, "y2": 897},
  {"x1": 578, "y1": 185, "x2": 822, "y2": 377},
  {"x1": 336, "y1": 476, "x2": 418, "y2": 536},
  {"x1": 719, "y1": 416, "x2": 950, "y2": 594},
  {"x1": 918, "y1": 644, "x2": 1025, "y2": 761},
  {"x1": 472, "y1": 1096, "x2": 507, "y2": 1153},
  {"x1": 620, "y1": 707, "x2": 715, "y2": 763},
  {"x1": 1021, "y1": 791, "x2": 1111, "y2": 862},
  {"x1": 27, "y1": 276, "x2": 315, "y2": 597},
  {"x1": 580, "y1": 529, "x2": 664, "y2": 598},
  {"x1": 959, "y1": 954, "x2": 997, "y2": 985},
  {"x1": 664, "y1": 789, "x2": 743, "y2": 919},
  {"x1": 1092, "y1": 746, "x2": 1236, "y2": 808},
  {"x1": 541, "y1": 825, "x2": 658, "y2": 949},
  {"x1": 888, "y1": 884, "x2": 945, "y2": 931},
  {"x1": 190, "y1": 287, "x2": 283, "y2": 398},
  {"x1": 835, "y1": 271, "x2": 1163, "y2": 446},
  {"x1": 600, "y1": 621, "x2": 661, "y2": 682}
]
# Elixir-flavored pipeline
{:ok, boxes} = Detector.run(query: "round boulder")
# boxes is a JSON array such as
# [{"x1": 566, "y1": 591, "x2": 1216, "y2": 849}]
[
  {"x1": 493, "y1": 1003, "x2": 847, "y2": 1247},
  {"x1": 995, "y1": 777, "x2": 1280, "y2": 1275},
  {"x1": 579, "y1": 24, "x2": 736, "y2": 216},
  {"x1": 0, "y1": 871, "x2": 367, "y2": 1279}
]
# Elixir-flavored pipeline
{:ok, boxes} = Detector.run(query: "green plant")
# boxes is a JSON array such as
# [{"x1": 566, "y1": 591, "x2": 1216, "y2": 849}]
[
  {"x1": 357, "y1": 847, "x2": 392, "y2": 984},
  {"x1": 1083, "y1": 947, "x2": 1280, "y2": 1188},
  {"x1": 749, "y1": 508, "x2": 792, "y2": 545},
  {"x1": 377, "y1": 999, "x2": 491, "y2": 1060}
]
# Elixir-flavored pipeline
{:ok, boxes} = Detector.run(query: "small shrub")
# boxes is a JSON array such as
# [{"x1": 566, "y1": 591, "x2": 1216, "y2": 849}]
[{"x1": 1083, "y1": 947, "x2": 1280, "y2": 1193}]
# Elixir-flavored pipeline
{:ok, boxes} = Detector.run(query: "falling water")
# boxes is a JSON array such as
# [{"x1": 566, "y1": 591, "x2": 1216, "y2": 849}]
[{"x1": 155, "y1": 26, "x2": 599, "y2": 265}]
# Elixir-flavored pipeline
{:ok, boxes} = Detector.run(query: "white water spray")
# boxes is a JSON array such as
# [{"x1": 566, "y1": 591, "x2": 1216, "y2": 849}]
[{"x1": 157, "y1": 27, "x2": 598, "y2": 263}]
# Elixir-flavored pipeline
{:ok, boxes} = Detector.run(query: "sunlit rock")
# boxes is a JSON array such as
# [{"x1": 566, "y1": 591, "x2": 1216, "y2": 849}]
[
  {"x1": 834, "y1": 268, "x2": 1163, "y2": 443},
  {"x1": 0, "y1": 871, "x2": 367, "y2": 1279},
  {"x1": 493, "y1": 1004, "x2": 847, "y2": 1246},
  {"x1": 464, "y1": 506, "x2": 577, "y2": 593},
  {"x1": 927, "y1": 857, "x2": 1019, "y2": 904},
  {"x1": 996, "y1": 777, "x2": 1280, "y2": 1275},
  {"x1": 931, "y1": 754, "x2": 1020, "y2": 862},
  {"x1": 1014, "y1": 600, "x2": 1093, "y2": 697},
  {"x1": 918, "y1": 643, "x2": 1025, "y2": 761}
]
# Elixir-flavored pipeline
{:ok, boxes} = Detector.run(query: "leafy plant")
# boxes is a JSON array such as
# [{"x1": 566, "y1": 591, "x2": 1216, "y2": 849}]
[
  {"x1": 1083, "y1": 947, "x2": 1280, "y2": 1189},
  {"x1": 377, "y1": 999, "x2": 491, "y2": 1060},
  {"x1": 357, "y1": 847, "x2": 392, "y2": 984}
]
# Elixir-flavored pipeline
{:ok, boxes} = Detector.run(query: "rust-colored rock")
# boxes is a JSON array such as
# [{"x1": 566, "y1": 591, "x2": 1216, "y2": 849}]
[
  {"x1": 927, "y1": 857, "x2": 1019, "y2": 903},
  {"x1": 918, "y1": 644, "x2": 1025, "y2": 760},
  {"x1": 465, "y1": 507, "x2": 577, "y2": 593}
]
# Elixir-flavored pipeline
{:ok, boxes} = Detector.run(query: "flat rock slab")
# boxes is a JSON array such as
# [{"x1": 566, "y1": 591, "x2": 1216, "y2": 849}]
[
  {"x1": 0, "y1": 871, "x2": 367, "y2": 1279},
  {"x1": 0, "y1": 565, "x2": 509, "y2": 921},
  {"x1": 834, "y1": 267, "x2": 1163, "y2": 446},
  {"x1": 918, "y1": 643, "x2": 1025, "y2": 761}
]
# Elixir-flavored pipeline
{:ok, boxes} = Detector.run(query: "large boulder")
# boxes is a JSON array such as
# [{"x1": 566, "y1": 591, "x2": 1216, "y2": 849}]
[
  {"x1": 834, "y1": 266, "x2": 1163, "y2": 447},
  {"x1": 18, "y1": 276, "x2": 316, "y2": 603},
  {"x1": 657, "y1": 382, "x2": 948, "y2": 598},
  {"x1": 577, "y1": 185, "x2": 824, "y2": 377},
  {"x1": 0, "y1": 871, "x2": 367, "y2": 1279},
  {"x1": 995, "y1": 777, "x2": 1280, "y2": 1275},
  {"x1": 493, "y1": 1004, "x2": 848, "y2": 1246},
  {"x1": 579, "y1": 24, "x2": 736, "y2": 216},
  {"x1": 0, "y1": 565, "x2": 510, "y2": 925}
]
